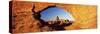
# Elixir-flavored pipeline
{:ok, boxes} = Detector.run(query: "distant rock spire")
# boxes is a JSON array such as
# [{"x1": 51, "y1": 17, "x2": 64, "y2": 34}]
[{"x1": 57, "y1": 16, "x2": 59, "y2": 21}]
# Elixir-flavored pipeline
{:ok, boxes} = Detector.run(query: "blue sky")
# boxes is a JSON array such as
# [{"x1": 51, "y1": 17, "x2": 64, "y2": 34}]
[{"x1": 40, "y1": 7, "x2": 75, "y2": 21}]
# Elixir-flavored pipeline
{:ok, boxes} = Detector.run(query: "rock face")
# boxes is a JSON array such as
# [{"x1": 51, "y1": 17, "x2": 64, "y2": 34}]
[{"x1": 10, "y1": 1, "x2": 97, "y2": 33}]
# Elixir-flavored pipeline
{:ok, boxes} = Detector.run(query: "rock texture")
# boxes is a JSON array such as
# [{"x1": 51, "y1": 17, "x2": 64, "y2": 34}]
[{"x1": 10, "y1": 1, "x2": 97, "y2": 34}]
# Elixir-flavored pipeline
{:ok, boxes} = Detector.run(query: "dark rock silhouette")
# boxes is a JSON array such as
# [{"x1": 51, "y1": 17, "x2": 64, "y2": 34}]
[{"x1": 32, "y1": 5, "x2": 49, "y2": 29}]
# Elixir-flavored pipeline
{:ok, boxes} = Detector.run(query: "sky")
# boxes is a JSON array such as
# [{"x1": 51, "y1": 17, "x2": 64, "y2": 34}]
[{"x1": 40, "y1": 7, "x2": 75, "y2": 21}]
